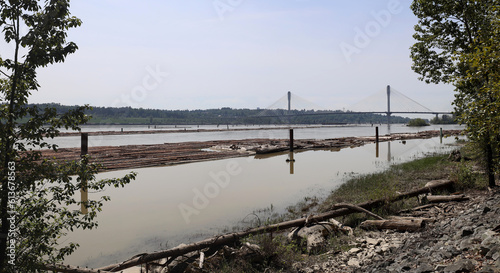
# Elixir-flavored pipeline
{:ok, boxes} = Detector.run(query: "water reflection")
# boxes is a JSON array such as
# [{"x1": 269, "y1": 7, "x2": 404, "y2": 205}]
[
  {"x1": 286, "y1": 152, "x2": 295, "y2": 174},
  {"x1": 388, "y1": 142, "x2": 391, "y2": 162}
]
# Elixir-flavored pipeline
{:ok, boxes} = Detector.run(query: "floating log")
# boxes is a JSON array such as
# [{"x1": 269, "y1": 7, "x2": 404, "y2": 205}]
[
  {"x1": 255, "y1": 146, "x2": 289, "y2": 154},
  {"x1": 360, "y1": 218, "x2": 425, "y2": 231},
  {"x1": 426, "y1": 194, "x2": 469, "y2": 203},
  {"x1": 97, "y1": 179, "x2": 454, "y2": 272}
]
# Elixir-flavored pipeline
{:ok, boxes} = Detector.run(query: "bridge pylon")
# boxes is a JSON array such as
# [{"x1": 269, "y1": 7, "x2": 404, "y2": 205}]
[{"x1": 387, "y1": 85, "x2": 391, "y2": 125}]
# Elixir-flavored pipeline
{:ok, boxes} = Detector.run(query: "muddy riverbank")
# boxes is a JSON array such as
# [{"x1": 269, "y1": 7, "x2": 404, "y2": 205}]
[{"x1": 41, "y1": 130, "x2": 462, "y2": 171}]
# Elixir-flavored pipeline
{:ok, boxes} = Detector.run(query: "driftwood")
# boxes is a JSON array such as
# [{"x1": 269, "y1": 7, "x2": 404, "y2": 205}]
[
  {"x1": 426, "y1": 194, "x2": 469, "y2": 203},
  {"x1": 42, "y1": 264, "x2": 114, "y2": 273},
  {"x1": 255, "y1": 146, "x2": 289, "y2": 154},
  {"x1": 360, "y1": 218, "x2": 425, "y2": 231},
  {"x1": 331, "y1": 203, "x2": 384, "y2": 220},
  {"x1": 93, "y1": 179, "x2": 453, "y2": 272}
]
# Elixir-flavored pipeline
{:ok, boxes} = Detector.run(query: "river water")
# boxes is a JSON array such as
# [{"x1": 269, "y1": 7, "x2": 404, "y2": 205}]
[
  {"x1": 60, "y1": 124, "x2": 463, "y2": 267},
  {"x1": 51, "y1": 124, "x2": 460, "y2": 148}
]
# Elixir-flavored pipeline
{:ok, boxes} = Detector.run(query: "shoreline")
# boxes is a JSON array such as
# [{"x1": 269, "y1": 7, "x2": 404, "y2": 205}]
[
  {"x1": 56, "y1": 124, "x2": 332, "y2": 137},
  {"x1": 41, "y1": 129, "x2": 462, "y2": 172}
]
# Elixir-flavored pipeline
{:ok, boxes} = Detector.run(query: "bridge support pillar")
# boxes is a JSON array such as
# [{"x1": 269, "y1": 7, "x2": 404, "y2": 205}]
[
  {"x1": 287, "y1": 91, "x2": 291, "y2": 112},
  {"x1": 387, "y1": 85, "x2": 391, "y2": 125}
]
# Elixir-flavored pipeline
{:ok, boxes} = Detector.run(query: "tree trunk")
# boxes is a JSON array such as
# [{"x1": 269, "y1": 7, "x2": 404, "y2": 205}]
[
  {"x1": 0, "y1": 29, "x2": 21, "y2": 270},
  {"x1": 486, "y1": 141, "x2": 496, "y2": 188}
]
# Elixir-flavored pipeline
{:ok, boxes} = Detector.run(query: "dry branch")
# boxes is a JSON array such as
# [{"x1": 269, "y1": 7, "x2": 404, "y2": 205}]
[{"x1": 331, "y1": 203, "x2": 384, "y2": 220}]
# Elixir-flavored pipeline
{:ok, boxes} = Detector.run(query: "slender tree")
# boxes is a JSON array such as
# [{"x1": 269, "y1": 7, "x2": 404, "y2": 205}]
[
  {"x1": 410, "y1": 0, "x2": 499, "y2": 187},
  {"x1": 0, "y1": 1, "x2": 135, "y2": 271},
  {"x1": 454, "y1": 6, "x2": 500, "y2": 187}
]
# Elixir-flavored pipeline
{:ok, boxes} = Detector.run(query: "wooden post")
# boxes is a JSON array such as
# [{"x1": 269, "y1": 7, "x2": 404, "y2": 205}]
[
  {"x1": 81, "y1": 133, "x2": 88, "y2": 215},
  {"x1": 440, "y1": 127, "x2": 443, "y2": 143},
  {"x1": 375, "y1": 126, "x2": 379, "y2": 144},
  {"x1": 289, "y1": 129, "x2": 294, "y2": 151},
  {"x1": 81, "y1": 133, "x2": 88, "y2": 156}
]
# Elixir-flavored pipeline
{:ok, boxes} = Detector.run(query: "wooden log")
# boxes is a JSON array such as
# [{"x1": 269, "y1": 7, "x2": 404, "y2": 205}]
[
  {"x1": 331, "y1": 203, "x2": 384, "y2": 220},
  {"x1": 42, "y1": 264, "x2": 114, "y2": 273},
  {"x1": 388, "y1": 216, "x2": 433, "y2": 222},
  {"x1": 255, "y1": 146, "x2": 289, "y2": 154},
  {"x1": 98, "y1": 179, "x2": 454, "y2": 272},
  {"x1": 426, "y1": 194, "x2": 469, "y2": 203},
  {"x1": 360, "y1": 218, "x2": 425, "y2": 231}
]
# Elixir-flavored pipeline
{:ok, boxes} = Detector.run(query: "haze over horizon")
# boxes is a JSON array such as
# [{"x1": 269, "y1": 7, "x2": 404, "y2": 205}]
[{"x1": 3, "y1": 1, "x2": 455, "y2": 112}]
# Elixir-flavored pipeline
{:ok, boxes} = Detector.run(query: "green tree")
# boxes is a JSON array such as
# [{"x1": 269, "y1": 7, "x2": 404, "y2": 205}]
[
  {"x1": 407, "y1": 118, "x2": 429, "y2": 127},
  {"x1": 454, "y1": 7, "x2": 500, "y2": 188},
  {"x1": 0, "y1": 1, "x2": 136, "y2": 271},
  {"x1": 410, "y1": 0, "x2": 499, "y2": 187},
  {"x1": 430, "y1": 114, "x2": 456, "y2": 124}
]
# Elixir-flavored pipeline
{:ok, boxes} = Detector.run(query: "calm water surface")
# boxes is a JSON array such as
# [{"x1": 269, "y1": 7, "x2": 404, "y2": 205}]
[
  {"x1": 50, "y1": 124, "x2": 462, "y2": 148},
  {"x1": 62, "y1": 132, "x2": 462, "y2": 268}
]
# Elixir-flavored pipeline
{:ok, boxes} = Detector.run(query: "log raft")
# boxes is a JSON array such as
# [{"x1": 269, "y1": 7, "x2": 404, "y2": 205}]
[{"x1": 40, "y1": 130, "x2": 462, "y2": 171}]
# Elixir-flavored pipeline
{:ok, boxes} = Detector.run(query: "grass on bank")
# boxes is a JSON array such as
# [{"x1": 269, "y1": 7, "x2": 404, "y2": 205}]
[{"x1": 213, "y1": 142, "x2": 490, "y2": 272}]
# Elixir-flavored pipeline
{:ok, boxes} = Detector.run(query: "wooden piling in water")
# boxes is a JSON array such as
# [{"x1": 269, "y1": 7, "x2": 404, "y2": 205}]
[
  {"x1": 289, "y1": 128, "x2": 294, "y2": 151},
  {"x1": 375, "y1": 126, "x2": 379, "y2": 144},
  {"x1": 81, "y1": 133, "x2": 88, "y2": 156},
  {"x1": 81, "y1": 133, "x2": 88, "y2": 215}
]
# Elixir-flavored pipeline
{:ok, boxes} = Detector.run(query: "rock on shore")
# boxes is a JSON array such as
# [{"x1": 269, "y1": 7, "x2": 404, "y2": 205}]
[{"x1": 296, "y1": 189, "x2": 500, "y2": 273}]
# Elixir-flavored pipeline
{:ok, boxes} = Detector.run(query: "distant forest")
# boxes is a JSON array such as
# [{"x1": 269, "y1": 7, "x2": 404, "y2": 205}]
[{"x1": 28, "y1": 103, "x2": 414, "y2": 125}]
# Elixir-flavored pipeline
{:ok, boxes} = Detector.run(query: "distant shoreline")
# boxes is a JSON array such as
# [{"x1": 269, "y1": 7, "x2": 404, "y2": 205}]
[{"x1": 57, "y1": 124, "x2": 353, "y2": 137}]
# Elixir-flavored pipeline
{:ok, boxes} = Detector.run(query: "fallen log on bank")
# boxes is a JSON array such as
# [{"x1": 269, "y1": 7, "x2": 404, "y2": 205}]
[
  {"x1": 331, "y1": 203, "x2": 384, "y2": 220},
  {"x1": 426, "y1": 194, "x2": 469, "y2": 203},
  {"x1": 95, "y1": 179, "x2": 454, "y2": 272},
  {"x1": 42, "y1": 264, "x2": 114, "y2": 273},
  {"x1": 360, "y1": 218, "x2": 425, "y2": 231}
]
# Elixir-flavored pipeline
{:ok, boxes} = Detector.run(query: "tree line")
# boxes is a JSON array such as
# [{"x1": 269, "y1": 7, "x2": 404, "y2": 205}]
[{"x1": 25, "y1": 103, "x2": 412, "y2": 125}]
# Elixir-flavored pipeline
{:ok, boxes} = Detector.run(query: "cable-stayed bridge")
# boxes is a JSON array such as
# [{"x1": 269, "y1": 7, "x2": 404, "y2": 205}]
[{"x1": 257, "y1": 85, "x2": 452, "y2": 124}]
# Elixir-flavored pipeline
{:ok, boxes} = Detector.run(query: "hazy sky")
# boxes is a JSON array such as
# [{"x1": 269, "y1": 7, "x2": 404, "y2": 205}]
[{"x1": 22, "y1": 0, "x2": 454, "y2": 112}]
